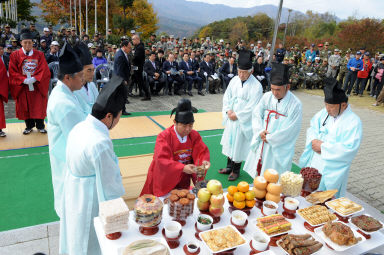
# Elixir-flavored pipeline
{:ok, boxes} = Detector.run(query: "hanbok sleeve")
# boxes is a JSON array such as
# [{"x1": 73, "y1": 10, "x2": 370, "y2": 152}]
[
  {"x1": 8, "y1": 52, "x2": 25, "y2": 99},
  {"x1": 251, "y1": 95, "x2": 266, "y2": 145},
  {"x1": 191, "y1": 131, "x2": 210, "y2": 164},
  {"x1": 222, "y1": 81, "x2": 232, "y2": 120},
  {"x1": 32, "y1": 53, "x2": 50, "y2": 97},
  {"x1": 94, "y1": 142, "x2": 125, "y2": 202}
]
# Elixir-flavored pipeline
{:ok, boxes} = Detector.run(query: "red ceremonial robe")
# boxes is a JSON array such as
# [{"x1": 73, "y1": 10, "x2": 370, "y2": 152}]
[
  {"x1": 9, "y1": 49, "x2": 50, "y2": 120},
  {"x1": 141, "y1": 125, "x2": 210, "y2": 197},
  {"x1": 0, "y1": 58, "x2": 8, "y2": 129}
]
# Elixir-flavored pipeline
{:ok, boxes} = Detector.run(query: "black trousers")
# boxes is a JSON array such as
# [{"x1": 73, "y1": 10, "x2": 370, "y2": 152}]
[
  {"x1": 185, "y1": 75, "x2": 203, "y2": 92},
  {"x1": 343, "y1": 70, "x2": 358, "y2": 94},
  {"x1": 355, "y1": 77, "x2": 368, "y2": 95},
  {"x1": 148, "y1": 76, "x2": 166, "y2": 93},
  {"x1": 133, "y1": 68, "x2": 150, "y2": 98},
  {"x1": 167, "y1": 75, "x2": 184, "y2": 92},
  {"x1": 25, "y1": 119, "x2": 45, "y2": 129}
]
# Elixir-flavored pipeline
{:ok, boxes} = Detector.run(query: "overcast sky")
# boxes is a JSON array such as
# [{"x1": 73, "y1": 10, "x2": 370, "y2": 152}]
[{"x1": 187, "y1": 0, "x2": 383, "y2": 19}]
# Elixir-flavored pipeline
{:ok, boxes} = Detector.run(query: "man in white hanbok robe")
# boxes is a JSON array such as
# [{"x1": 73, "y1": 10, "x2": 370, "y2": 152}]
[
  {"x1": 60, "y1": 75, "x2": 126, "y2": 255},
  {"x1": 220, "y1": 50, "x2": 263, "y2": 181},
  {"x1": 244, "y1": 63, "x2": 302, "y2": 178},
  {"x1": 299, "y1": 77, "x2": 362, "y2": 197},
  {"x1": 47, "y1": 42, "x2": 86, "y2": 217},
  {"x1": 73, "y1": 42, "x2": 99, "y2": 115}
]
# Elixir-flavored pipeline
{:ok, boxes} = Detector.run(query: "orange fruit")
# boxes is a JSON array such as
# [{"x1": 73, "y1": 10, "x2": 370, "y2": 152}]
[
  {"x1": 233, "y1": 200, "x2": 246, "y2": 209},
  {"x1": 237, "y1": 181, "x2": 249, "y2": 193},
  {"x1": 245, "y1": 190, "x2": 256, "y2": 200},
  {"x1": 246, "y1": 199, "x2": 256, "y2": 208},
  {"x1": 233, "y1": 192, "x2": 246, "y2": 202},
  {"x1": 226, "y1": 193, "x2": 234, "y2": 202},
  {"x1": 227, "y1": 185, "x2": 238, "y2": 195}
]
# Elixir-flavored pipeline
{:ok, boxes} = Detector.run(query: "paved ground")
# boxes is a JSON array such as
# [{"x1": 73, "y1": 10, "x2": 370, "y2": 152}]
[{"x1": 2, "y1": 89, "x2": 384, "y2": 254}]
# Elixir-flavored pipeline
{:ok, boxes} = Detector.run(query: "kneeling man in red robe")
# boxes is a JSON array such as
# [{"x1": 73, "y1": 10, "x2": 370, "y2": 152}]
[{"x1": 141, "y1": 99, "x2": 210, "y2": 197}]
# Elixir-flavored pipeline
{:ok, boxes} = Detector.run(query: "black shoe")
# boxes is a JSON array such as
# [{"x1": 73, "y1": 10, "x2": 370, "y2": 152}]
[
  {"x1": 212, "y1": 90, "x2": 217, "y2": 94},
  {"x1": 168, "y1": 92, "x2": 173, "y2": 96},
  {"x1": 0, "y1": 130, "x2": 6, "y2": 137},
  {"x1": 175, "y1": 91, "x2": 182, "y2": 96},
  {"x1": 128, "y1": 92, "x2": 135, "y2": 97},
  {"x1": 187, "y1": 91, "x2": 193, "y2": 96},
  {"x1": 198, "y1": 91, "x2": 205, "y2": 96},
  {"x1": 228, "y1": 172, "x2": 239, "y2": 181},
  {"x1": 122, "y1": 111, "x2": 132, "y2": 115},
  {"x1": 141, "y1": 97, "x2": 151, "y2": 101},
  {"x1": 38, "y1": 129, "x2": 47, "y2": 134},
  {"x1": 23, "y1": 128, "x2": 33, "y2": 135},
  {"x1": 218, "y1": 158, "x2": 233, "y2": 174}
]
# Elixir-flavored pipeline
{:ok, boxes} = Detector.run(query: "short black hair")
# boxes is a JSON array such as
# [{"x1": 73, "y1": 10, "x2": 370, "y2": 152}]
[
  {"x1": 150, "y1": 51, "x2": 156, "y2": 56},
  {"x1": 158, "y1": 49, "x2": 164, "y2": 54},
  {"x1": 183, "y1": 52, "x2": 189, "y2": 57},
  {"x1": 96, "y1": 49, "x2": 103, "y2": 53},
  {"x1": 121, "y1": 40, "x2": 130, "y2": 48}
]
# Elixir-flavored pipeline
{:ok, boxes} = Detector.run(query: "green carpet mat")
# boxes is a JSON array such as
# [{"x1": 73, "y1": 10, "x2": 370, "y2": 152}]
[{"x1": 0, "y1": 119, "x2": 300, "y2": 232}]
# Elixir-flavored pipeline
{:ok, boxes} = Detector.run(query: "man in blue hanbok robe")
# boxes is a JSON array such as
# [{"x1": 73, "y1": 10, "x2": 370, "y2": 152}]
[
  {"x1": 59, "y1": 75, "x2": 126, "y2": 255},
  {"x1": 47, "y1": 42, "x2": 86, "y2": 217},
  {"x1": 73, "y1": 42, "x2": 99, "y2": 115},
  {"x1": 244, "y1": 63, "x2": 302, "y2": 178},
  {"x1": 299, "y1": 77, "x2": 362, "y2": 197},
  {"x1": 219, "y1": 50, "x2": 263, "y2": 181}
]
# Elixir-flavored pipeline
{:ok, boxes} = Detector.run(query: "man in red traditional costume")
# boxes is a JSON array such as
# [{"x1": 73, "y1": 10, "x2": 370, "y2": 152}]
[
  {"x1": 141, "y1": 99, "x2": 210, "y2": 197},
  {"x1": 0, "y1": 43, "x2": 8, "y2": 137},
  {"x1": 9, "y1": 29, "x2": 50, "y2": 134}
]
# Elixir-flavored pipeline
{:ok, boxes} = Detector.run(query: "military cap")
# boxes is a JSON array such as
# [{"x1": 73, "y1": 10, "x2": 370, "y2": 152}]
[
  {"x1": 112, "y1": 45, "x2": 117, "y2": 48},
  {"x1": 11, "y1": 37, "x2": 17, "y2": 42},
  {"x1": 250, "y1": 44, "x2": 254, "y2": 47},
  {"x1": 307, "y1": 57, "x2": 312, "y2": 62},
  {"x1": 200, "y1": 47, "x2": 204, "y2": 50},
  {"x1": 257, "y1": 40, "x2": 262, "y2": 44},
  {"x1": 266, "y1": 43, "x2": 271, "y2": 47},
  {"x1": 30, "y1": 22, "x2": 35, "y2": 26},
  {"x1": 206, "y1": 37, "x2": 210, "y2": 40},
  {"x1": 315, "y1": 56, "x2": 320, "y2": 60},
  {"x1": 323, "y1": 58, "x2": 328, "y2": 62},
  {"x1": 304, "y1": 46, "x2": 308, "y2": 49},
  {"x1": 219, "y1": 39, "x2": 224, "y2": 43},
  {"x1": 324, "y1": 42, "x2": 329, "y2": 46},
  {"x1": 284, "y1": 56, "x2": 289, "y2": 60},
  {"x1": 188, "y1": 46, "x2": 192, "y2": 50},
  {"x1": 295, "y1": 44, "x2": 299, "y2": 47},
  {"x1": 145, "y1": 47, "x2": 150, "y2": 50},
  {"x1": 170, "y1": 35, "x2": 174, "y2": 38},
  {"x1": 376, "y1": 51, "x2": 380, "y2": 55},
  {"x1": 161, "y1": 35, "x2": 165, "y2": 39},
  {"x1": 176, "y1": 37, "x2": 179, "y2": 40},
  {"x1": 290, "y1": 46, "x2": 294, "y2": 49},
  {"x1": 48, "y1": 25, "x2": 53, "y2": 29},
  {"x1": 151, "y1": 45, "x2": 157, "y2": 48},
  {"x1": 180, "y1": 48, "x2": 184, "y2": 51},
  {"x1": 4, "y1": 24, "x2": 10, "y2": 28},
  {"x1": 71, "y1": 27, "x2": 76, "y2": 31},
  {"x1": 183, "y1": 37, "x2": 186, "y2": 40},
  {"x1": 130, "y1": 30, "x2": 135, "y2": 34},
  {"x1": 66, "y1": 28, "x2": 71, "y2": 32},
  {"x1": 334, "y1": 48, "x2": 340, "y2": 52},
  {"x1": 91, "y1": 45, "x2": 96, "y2": 49},
  {"x1": 107, "y1": 44, "x2": 112, "y2": 48},
  {"x1": 346, "y1": 49, "x2": 351, "y2": 53},
  {"x1": 82, "y1": 29, "x2": 86, "y2": 32},
  {"x1": 220, "y1": 52, "x2": 224, "y2": 56},
  {"x1": 318, "y1": 43, "x2": 323, "y2": 47},
  {"x1": 289, "y1": 57, "x2": 295, "y2": 61}
]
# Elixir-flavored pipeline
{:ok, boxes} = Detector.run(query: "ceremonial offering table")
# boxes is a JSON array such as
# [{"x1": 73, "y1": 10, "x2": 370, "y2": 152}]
[{"x1": 95, "y1": 194, "x2": 384, "y2": 254}]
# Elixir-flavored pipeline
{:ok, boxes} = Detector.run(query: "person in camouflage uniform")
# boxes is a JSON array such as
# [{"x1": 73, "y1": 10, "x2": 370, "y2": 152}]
[
  {"x1": 301, "y1": 58, "x2": 318, "y2": 89},
  {"x1": 145, "y1": 34, "x2": 157, "y2": 48},
  {"x1": 29, "y1": 23, "x2": 40, "y2": 42},
  {"x1": 338, "y1": 49, "x2": 351, "y2": 84},
  {"x1": 288, "y1": 57, "x2": 301, "y2": 90},
  {"x1": 319, "y1": 42, "x2": 332, "y2": 60},
  {"x1": 156, "y1": 35, "x2": 168, "y2": 52},
  {"x1": 293, "y1": 44, "x2": 302, "y2": 66},
  {"x1": 216, "y1": 52, "x2": 225, "y2": 71},
  {"x1": 313, "y1": 57, "x2": 321, "y2": 68},
  {"x1": 316, "y1": 58, "x2": 329, "y2": 88}
]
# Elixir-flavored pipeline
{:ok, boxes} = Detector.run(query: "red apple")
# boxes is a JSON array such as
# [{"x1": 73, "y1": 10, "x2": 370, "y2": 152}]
[
  {"x1": 197, "y1": 188, "x2": 211, "y2": 203},
  {"x1": 197, "y1": 199, "x2": 210, "y2": 211},
  {"x1": 206, "y1": 180, "x2": 223, "y2": 195},
  {"x1": 210, "y1": 194, "x2": 225, "y2": 207},
  {"x1": 209, "y1": 205, "x2": 224, "y2": 217}
]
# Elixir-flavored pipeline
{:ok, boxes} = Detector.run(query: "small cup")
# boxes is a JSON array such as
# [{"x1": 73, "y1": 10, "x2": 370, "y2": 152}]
[
  {"x1": 164, "y1": 221, "x2": 181, "y2": 239},
  {"x1": 231, "y1": 210, "x2": 248, "y2": 226},
  {"x1": 284, "y1": 197, "x2": 299, "y2": 211},
  {"x1": 196, "y1": 214, "x2": 213, "y2": 231},
  {"x1": 252, "y1": 229, "x2": 270, "y2": 251},
  {"x1": 263, "y1": 200, "x2": 278, "y2": 216},
  {"x1": 187, "y1": 241, "x2": 199, "y2": 253}
]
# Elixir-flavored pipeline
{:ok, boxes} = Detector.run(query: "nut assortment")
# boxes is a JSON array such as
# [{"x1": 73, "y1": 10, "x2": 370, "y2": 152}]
[
  {"x1": 280, "y1": 171, "x2": 304, "y2": 197},
  {"x1": 297, "y1": 205, "x2": 337, "y2": 226}
]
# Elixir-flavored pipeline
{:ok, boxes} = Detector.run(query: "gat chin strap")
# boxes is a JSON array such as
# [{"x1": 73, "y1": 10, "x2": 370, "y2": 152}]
[
  {"x1": 170, "y1": 107, "x2": 177, "y2": 118},
  {"x1": 109, "y1": 117, "x2": 114, "y2": 130}
]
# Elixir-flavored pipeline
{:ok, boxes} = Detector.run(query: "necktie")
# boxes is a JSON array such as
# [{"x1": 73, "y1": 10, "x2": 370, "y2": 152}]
[
  {"x1": 186, "y1": 62, "x2": 189, "y2": 69},
  {"x1": 152, "y1": 61, "x2": 156, "y2": 69}
]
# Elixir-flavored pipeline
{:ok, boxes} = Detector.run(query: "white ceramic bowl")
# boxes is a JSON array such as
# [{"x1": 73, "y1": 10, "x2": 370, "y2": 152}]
[
  {"x1": 187, "y1": 241, "x2": 199, "y2": 253},
  {"x1": 252, "y1": 229, "x2": 270, "y2": 251},
  {"x1": 164, "y1": 221, "x2": 181, "y2": 239},
  {"x1": 196, "y1": 214, "x2": 213, "y2": 231},
  {"x1": 284, "y1": 197, "x2": 299, "y2": 210},
  {"x1": 263, "y1": 200, "x2": 278, "y2": 216},
  {"x1": 231, "y1": 210, "x2": 248, "y2": 226}
]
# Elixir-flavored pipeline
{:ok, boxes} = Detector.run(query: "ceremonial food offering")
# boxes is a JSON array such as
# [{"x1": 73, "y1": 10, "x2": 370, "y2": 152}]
[
  {"x1": 196, "y1": 214, "x2": 213, "y2": 231},
  {"x1": 351, "y1": 215, "x2": 383, "y2": 233},
  {"x1": 134, "y1": 195, "x2": 163, "y2": 227},
  {"x1": 300, "y1": 167, "x2": 322, "y2": 192},
  {"x1": 256, "y1": 214, "x2": 292, "y2": 236},
  {"x1": 264, "y1": 169, "x2": 279, "y2": 183},
  {"x1": 168, "y1": 189, "x2": 195, "y2": 221},
  {"x1": 305, "y1": 189, "x2": 338, "y2": 204},
  {"x1": 322, "y1": 221, "x2": 362, "y2": 246},
  {"x1": 99, "y1": 197, "x2": 130, "y2": 235},
  {"x1": 262, "y1": 200, "x2": 278, "y2": 216},
  {"x1": 284, "y1": 197, "x2": 299, "y2": 211},
  {"x1": 251, "y1": 229, "x2": 270, "y2": 251},
  {"x1": 277, "y1": 234, "x2": 323, "y2": 255},
  {"x1": 122, "y1": 239, "x2": 170, "y2": 255},
  {"x1": 200, "y1": 225, "x2": 246, "y2": 253},
  {"x1": 297, "y1": 205, "x2": 337, "y2": 226},
  {"x1": 280, "y1": 171, "x2": 304, "y2": 197},
  {"x1": 326, "y1": 197, "x2": 363, "y2": 216}
]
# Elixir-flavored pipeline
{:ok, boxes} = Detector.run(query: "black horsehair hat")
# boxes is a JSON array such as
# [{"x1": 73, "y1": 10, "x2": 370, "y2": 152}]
[
  {"x1": 238, "y1": 49, "x2": 254, "y2": 70},
  {"x1": 73, "y1": 42, "x2": 93, "y2": 66},
  {"x1": 324, "y1": 77, "x2": 348, "y2": 104},
  {"x1": 270, "y1": 62, "x2": 290, "y2": 86},
  {"x1": 59, "y1": 42, "x2": 83, "y2": 75},
  {"x1": 170, "y1": 98, "x2": 198, "y2": 124}
]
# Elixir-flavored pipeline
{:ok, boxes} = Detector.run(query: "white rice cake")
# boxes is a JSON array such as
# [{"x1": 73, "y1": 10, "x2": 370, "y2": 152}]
[{"x1": 99, "y1": 197, "x2": 130, "y2": 223}]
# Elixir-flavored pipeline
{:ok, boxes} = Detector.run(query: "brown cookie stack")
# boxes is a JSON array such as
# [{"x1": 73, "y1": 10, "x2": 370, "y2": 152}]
[{"x1": 168, "y1": 189, "x2": 195, "y2": 220}]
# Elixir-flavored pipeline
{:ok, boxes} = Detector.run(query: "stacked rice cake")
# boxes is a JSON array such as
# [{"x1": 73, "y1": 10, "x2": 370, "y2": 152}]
[
  {"x1": 99, "y1": 197, "x2": 130, "y2": 234},
  {"x1": 327, "y1": 197, "x2": 362, "y2": 216}
]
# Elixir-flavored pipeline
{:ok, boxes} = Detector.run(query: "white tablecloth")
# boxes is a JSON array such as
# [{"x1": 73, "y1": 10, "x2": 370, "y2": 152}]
[{"x1": 94, "y1": 194, "x2": 384, "y2": 255}]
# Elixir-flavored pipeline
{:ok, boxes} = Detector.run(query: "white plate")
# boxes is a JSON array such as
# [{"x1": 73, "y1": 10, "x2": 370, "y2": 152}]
[
  {"x1": 199, "y1": 225, "x2": 247, "y2": 253},
  {"x1": 314, "y1": 221, "x2": 366, "y2": 252},
  {"x1": 325, "y1": 198, "x2": 364, "y2": 217},
  {"x1": 297, "y1": 209, "x2": 337, "y2": 227},
  {"x1": 276, "y1": 235, "x2": 323, "y2": 255},
  {"x1": 252, "y1": 219, "x2": 291, "y2": 237},
  {"x1": 117, "y1": 238, "x2": 172, "y2": 255},
  {"x1": 349, "y1": 214, "x2": 384, "y2": 235}
]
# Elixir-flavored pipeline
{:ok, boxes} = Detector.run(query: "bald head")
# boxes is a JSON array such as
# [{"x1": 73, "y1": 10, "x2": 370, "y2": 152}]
[{"x1": 132, "y1": 34, "x2": 140, "y2": 45}]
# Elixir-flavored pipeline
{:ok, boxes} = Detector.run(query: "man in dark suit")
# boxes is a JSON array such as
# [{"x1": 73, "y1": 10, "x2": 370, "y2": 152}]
[
  {"x1": 45, "y1": 41, "x2": 60, "y2": 64},
  {"x1": 199, "y1": 54, "x2": 221, "y2": 94},
  {"x1": 179, "y1": 53, "x2": 203, "y2": 96},
  {"x1": 162, "y1": 53, "x2": 184, "y2": 95},
  {"x1": 113, "y1": 40, "x2": 132, "y2": 115},
  {"x1": 0, "y1": 44, "x2": 9, "y2": 71},
  {"x1": 132, "y1": 34, "x2": 150, "y2": 101},
  {"x1": 221, "y1": 56, "x2": 238, "y2": 87},
  {"x1": 155, "y1": 49, "x2": 166, "y2": 67},
  {"x1": 144, "y1": 52, "x2": 165, "y2": 96}
]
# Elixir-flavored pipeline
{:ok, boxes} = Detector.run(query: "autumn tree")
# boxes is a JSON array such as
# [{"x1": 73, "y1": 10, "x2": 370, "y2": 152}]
[
  {"x1": 17, "y1": 0, "x2": 35, "y2": 22},
  {"x1": 229, "y1": 22, "x2": 248, "y2": 46}
]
